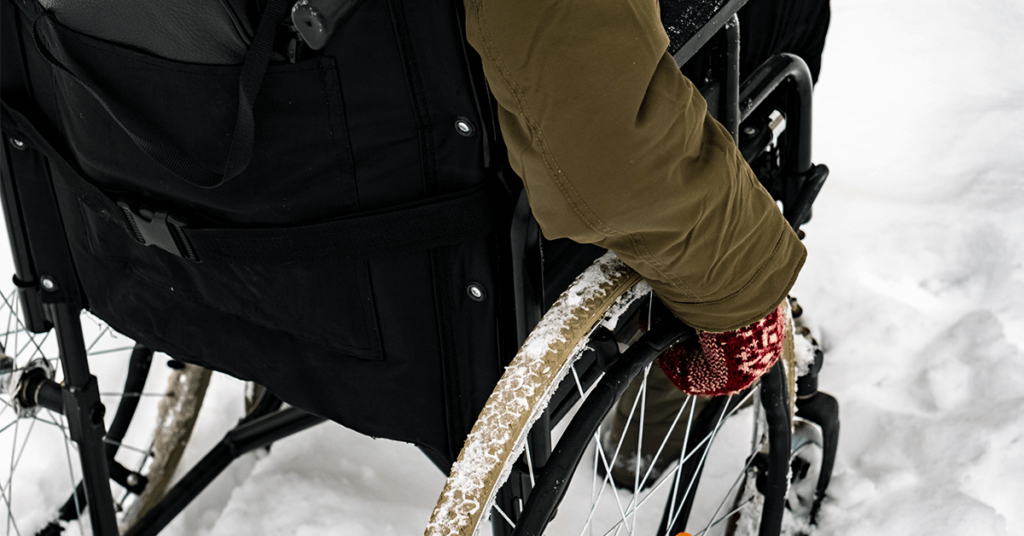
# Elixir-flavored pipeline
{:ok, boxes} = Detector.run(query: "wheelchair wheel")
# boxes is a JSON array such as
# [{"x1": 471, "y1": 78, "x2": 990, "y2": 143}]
[
  {"x1": 427, "y1": 252, "x2": 797, "y2": 536},
  {"x1": 526, "y1": 362, "x2": 795, "y2": 536},
  {"x1": 0, "y1": 289, "x2": 209, "y2": 536}
]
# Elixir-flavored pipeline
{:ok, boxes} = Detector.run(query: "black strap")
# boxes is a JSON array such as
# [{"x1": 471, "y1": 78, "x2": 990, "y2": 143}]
[
  {"x1": 31, "y1": 0, "x2": 290, "y2": 189},
  {"x1": 2, "y1": 99, "x2": 497, "y2": 265}
]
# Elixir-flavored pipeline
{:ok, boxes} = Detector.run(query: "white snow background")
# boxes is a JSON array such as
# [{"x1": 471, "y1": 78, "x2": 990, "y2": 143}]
[{"x1": 3, "y1": 0, "x2": 1023, "y2": 533}]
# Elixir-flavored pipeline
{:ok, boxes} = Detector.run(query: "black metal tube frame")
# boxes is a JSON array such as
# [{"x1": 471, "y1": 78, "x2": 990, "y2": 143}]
[
  {"x1": 124, "y1": 407, "x2": 326, "y2": 536},
  {"x1": 723, "y1": 14, "x2": 741, "y2": 142},
  {"x1": 738, "y1": 53, "x2": 815, "y2": 175},
  {"x1": 47, "y1": 302, "x2": 121, "y2": 536},
  {"x1": 2, "y1": 89, "x2": 122, "y2": 534}
]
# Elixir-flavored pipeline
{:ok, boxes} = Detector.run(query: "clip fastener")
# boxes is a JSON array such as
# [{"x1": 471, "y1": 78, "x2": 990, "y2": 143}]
[{"x1": 116, "y1": 200, "x2": 199, "y2": 262}]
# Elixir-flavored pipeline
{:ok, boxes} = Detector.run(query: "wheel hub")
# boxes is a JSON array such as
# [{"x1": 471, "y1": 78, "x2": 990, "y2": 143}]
[{"x1": 1, "y1": 352, "x2": 60, "y2": 418}]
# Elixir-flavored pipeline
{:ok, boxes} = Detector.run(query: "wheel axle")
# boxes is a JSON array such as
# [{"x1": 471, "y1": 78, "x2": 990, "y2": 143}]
[{"x1": 2, "y1": 355, "x2": 64, "y2": 417}]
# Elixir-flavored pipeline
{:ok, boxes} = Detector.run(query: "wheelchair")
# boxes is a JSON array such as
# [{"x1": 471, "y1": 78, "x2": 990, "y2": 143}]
[{"x1": 0, "y1": 0, "x2": 838, "y2": 534}]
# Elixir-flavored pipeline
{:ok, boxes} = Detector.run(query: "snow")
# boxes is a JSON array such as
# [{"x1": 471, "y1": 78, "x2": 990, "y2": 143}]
[
  {"x1": 3, "y1": 0, "x2": 1024, "y2": 533},
  {"x1": 427, "y1": 252, "x2": 646, "y2": 536}
]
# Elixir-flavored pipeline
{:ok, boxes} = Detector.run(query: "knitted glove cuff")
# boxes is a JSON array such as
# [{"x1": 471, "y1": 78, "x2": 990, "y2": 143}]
[{"x1": 657, "y1": 303, "x2": 786, "y2": 397}]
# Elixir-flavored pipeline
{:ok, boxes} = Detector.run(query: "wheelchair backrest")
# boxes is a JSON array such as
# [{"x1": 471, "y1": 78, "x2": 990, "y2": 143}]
[{"x1": 2, "y1": 0, "x2": 511, "y2": 466}]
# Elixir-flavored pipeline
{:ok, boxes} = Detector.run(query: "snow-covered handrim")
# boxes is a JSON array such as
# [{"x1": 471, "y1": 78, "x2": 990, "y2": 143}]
[{"x1": 425, "y1": 252, "x2": 649, "y2": 536}]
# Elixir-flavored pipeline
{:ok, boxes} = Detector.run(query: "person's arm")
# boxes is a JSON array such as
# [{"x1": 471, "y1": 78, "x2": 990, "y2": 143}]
[{"x1": 463, "y1": 0, "x2": 804, "y2": 335}]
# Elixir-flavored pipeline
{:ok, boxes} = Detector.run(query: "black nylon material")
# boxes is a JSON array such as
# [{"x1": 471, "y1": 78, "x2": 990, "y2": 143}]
[
  {"x1": 3, "y1": 0, "x2": 510, "y2": 463},
  {"x1": 34, "y1": 0, "x2": 290, "y2": 188}
]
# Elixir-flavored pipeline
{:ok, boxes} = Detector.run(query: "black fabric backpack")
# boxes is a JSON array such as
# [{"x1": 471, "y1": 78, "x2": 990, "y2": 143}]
[{"x1": 1, "y1": 0, "x2": 519, "y2": 466}]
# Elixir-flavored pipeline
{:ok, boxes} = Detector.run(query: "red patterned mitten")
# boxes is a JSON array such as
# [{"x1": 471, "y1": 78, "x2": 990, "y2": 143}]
[{"x1": 657, "y1": 304, "x2": 786, "y2": 397}]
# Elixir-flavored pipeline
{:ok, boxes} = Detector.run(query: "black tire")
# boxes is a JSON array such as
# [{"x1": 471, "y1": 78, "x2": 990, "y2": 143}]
[{"x1": 0, "y1": 289, "x2": 209, "y2": 536}]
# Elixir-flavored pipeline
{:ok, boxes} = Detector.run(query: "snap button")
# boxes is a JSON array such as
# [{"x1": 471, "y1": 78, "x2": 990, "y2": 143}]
[
  {"x1": 455, "y1": 117, "x2": 475, "y2": 137},
  {"x1": 466, "y1": 282, "x2": 486, "y2": 302}
]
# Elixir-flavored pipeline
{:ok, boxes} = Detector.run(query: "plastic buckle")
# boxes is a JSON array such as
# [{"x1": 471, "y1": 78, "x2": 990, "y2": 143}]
[{"x1": 116, "y1": 200, "x2": 199, "y2": 262}]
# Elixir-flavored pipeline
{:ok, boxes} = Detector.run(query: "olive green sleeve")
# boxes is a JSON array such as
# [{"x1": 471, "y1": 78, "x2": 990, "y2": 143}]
[{"x1": 463, "y1": 0, "x2": 805, "y2": 332}]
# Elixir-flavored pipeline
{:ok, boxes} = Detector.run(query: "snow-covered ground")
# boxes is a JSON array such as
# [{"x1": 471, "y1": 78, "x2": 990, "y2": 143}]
[
  {"x1": 794, "y1": 0, "x2": 1024, "y2": 533},
  {"x1": 4, "y1": 0, "x2": 1023, "y2": 534}
]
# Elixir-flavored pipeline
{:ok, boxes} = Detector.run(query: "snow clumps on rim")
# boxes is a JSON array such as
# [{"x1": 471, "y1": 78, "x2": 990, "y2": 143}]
[{"x1": 425, "y1": 252, "x2": 649, "y2": 536}]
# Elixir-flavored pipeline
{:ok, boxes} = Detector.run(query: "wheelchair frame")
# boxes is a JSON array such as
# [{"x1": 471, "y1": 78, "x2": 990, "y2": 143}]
[{"x1": 0, "y1": 0, "x2": 837, "y2": 534}]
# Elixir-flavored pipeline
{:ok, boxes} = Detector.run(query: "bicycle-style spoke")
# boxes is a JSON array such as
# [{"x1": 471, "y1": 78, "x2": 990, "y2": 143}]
[
  {"x1": 669, "y1": 389, "x2": 760, "y2": 535},
  {"x1": 614, "y1": 455, "x2": 685, "y2": 528},
  {"x1": 45, "y1": 410, "x2": 73, "y2": 443},
  {"x1": 630, "y1": 366, "x2": 651, "y2": 534},
  {"x1": 60, "y1": 418, "x2": 84, "y2": 530},
  {"x1": 119, "y1": 444, "x2": 157, "y2": 506},
  {"x1": 696, "y1": 441, "x2": 762, "y2": 536},
  {"x1": 571, "y1": 364, "x2": 587, "y2": 399},
  {"x1": 577, "y1": 373, "x2": 745, "y2": 536},
  {"x1": 616, "y1": 394, "x2": 696, "y2": 522},
  {"x1": 666, "y1": 392, "x2": 696, "y2": 534},
  {"x1": 580, "y1": 382, "x2": 655, "y2": 536},
  {"x1": 691, "y1": 496, "x2": 755, "y2": 536},
  {"x1": 101, "y1": 391, "x2": 171, "y2": 398},
  {"x1": 10, "y1": 418, "x2": 37, "y2": 479},
  {"x1": 525, "y1": 442, "x2": 537, "y2": 488},
  {"x1": 1, "y1": 481, "x2": 22, "y2": 536},
  {"x1": 594, "y1": 442, "x2": 634, "y2": 536},
  {"x1": 103, "y1": 437, "x2": 154, "y2": 457},
  {"x1": 2, "y1": 359, "x2": 59, "y2": 378},
  {"x1": 2, "y1": 290, "x2": 18, "y2": 352},
  {"x1": 589, "y1": 392, "x2": 757, "y2": 536},
  {"x1": 89, "y1": 345, "x2": 135, "y2": 356},
  {"x1": 2, "y1": 416, "x2": 39, "y2": 536},
  {"x1": 579, "y1": 435, "x2": 619, "y2": 535},
  {"x1": 662, "y1": 394, "x2": 734, "y2": 535},
  {"x1": 635, "y1": 394, "x2": 695, "y2": 491},
  {"x1": 6, "y1": 419, "x2": 18, "y2": 536},
  {"x1": 577, "y1": 432, "x2": 630, "y2": 536},
  {"x1": 85, "y1": 324, "x2": 113, "y2": 354},
  {"x1": 1, "y1": 410, "x2": 15, "y2": 536},
  {"x1": 1, "y1": 293, "x2": 47, "y2": 360},
  {"x1": 29, "y1": 415, "x2": 66, "y2": 430},
  {"x1": 493, "y1": 503, "x2": 517, "y2": 530},
  {"x1": 16, "y1": 330, "x2": 49, "y2": 363},
  {"x1": 590, "y1": 443, "x2": 600, "y2": 536},
  {"x1": 133, "y1": 446, "x2": 154, "y2": 477}
]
